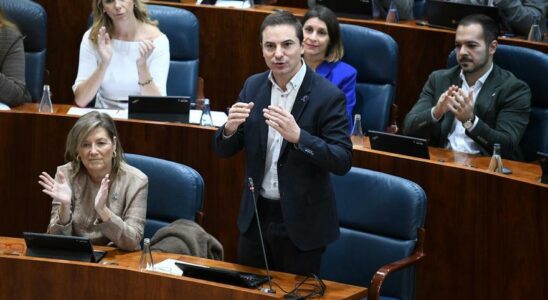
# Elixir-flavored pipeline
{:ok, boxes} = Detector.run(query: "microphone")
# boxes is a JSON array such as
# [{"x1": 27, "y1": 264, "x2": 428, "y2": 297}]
[{"x1": 247, "y1": 177, "x2": 275, "y2": 294}]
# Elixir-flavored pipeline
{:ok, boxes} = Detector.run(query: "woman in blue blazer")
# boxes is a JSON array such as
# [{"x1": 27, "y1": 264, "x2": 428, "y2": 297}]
[{"x1": 302, "y1": 5, "x2": 357, "y2": 125}]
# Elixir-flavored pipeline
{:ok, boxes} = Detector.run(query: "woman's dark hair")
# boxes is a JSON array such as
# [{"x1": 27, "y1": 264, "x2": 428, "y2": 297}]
[{"x1": 302, "y1": 5, "x2": 344, "y2": 62}]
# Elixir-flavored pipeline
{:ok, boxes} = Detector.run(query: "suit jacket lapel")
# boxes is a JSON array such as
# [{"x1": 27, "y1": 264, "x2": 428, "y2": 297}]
[
  {"x1": 473, "y1": 66, "x2": 501, "y2": 117},
  {"x1": 279, "y1": 68, "x2": 312, "y2": 156}
]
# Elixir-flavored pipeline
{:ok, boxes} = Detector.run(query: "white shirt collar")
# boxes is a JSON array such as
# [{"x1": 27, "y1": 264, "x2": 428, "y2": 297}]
[{"x1": 459, "y1": 63, "x2": 494, "y2": 88}]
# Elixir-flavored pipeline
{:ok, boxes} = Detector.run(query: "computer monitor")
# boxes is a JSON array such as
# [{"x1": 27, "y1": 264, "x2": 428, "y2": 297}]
[
  {"x1": 128, "y1": 95, "x2": 191, "y2": 123},
  {"x1": 425, "y1": 0, "x2": 501, "y2": 30},
  {"x1": 23, "y1": 232, "x2": 106, "y2": 263},
  {"x1": 312, "y1": 0, "x2": 373, "y2": 19},
  {"x1": 368, "y1": 130, "x2": 430, "y2": 159},
  {"x1": 175, "y1": 261, "x2": 270, "y2": 288}
]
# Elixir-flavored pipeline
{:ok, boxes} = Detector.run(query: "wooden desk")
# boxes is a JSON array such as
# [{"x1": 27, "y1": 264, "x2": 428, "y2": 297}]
[
  {"x1": 1, "y1": 104, "x2": 547, "y2": 300},
  {"x1": 0, "y1": 237, "x2": 366, "y2": 299},
  {"x1": 36, "y1": 0, "x2": 546, "y2": 126}
]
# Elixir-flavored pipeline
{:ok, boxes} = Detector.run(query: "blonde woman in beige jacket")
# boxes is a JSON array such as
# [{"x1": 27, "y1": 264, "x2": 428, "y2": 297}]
[{"x1": 39, "y1": 112, "x2": 148, "y2": 251}]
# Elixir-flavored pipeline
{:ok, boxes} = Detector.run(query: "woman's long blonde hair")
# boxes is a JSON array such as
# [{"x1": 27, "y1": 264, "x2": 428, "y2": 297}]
[{"x1": 89, "y1": 0, "x2": 157, "y2": 45}]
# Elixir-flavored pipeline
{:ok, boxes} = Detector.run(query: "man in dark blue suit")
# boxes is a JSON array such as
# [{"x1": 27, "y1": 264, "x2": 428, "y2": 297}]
[{"x1": 212, "y1": 11, "x2": 352, "y2": 275}]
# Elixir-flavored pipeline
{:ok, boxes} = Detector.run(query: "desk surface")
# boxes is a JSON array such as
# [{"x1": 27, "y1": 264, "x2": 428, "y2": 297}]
[
  {"x1": 1, "y1": 104, "x2": 547, "y2": 300},
  {"x1": 0, "y1": 237, "x2": 366, "y2": 299}
]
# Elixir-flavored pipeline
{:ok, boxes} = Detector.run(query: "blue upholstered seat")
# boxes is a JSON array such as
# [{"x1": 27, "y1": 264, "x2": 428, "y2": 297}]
[
  {"x1": 124, "y1": 153, "x2": 204, "y2": 239},
  {"x1": 0, "y1": 0, "x2": 47, "y2": 101},
  {"x1": 322, "y1": 167, "x2": 427, "y2": 300},
  {"x1": 147, "y1": 5, "x2": 200, "y2": 101},
  {"x1": 340, "y1": 24, "x2": 399, "y2": 133},
  {"x1": 447, "y1": 45, "x2": 548, "y2": 161}
]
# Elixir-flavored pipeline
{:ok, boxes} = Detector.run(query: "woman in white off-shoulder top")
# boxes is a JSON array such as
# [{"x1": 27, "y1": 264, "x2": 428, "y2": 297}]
[{"x1": 73, "y1": 0, "x2": 170, "y2": 109}]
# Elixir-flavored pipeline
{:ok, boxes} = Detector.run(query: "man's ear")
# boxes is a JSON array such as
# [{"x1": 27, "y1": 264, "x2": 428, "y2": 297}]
[{"x1": 489, "y1": 39, "x2": 498, "y2": 56}]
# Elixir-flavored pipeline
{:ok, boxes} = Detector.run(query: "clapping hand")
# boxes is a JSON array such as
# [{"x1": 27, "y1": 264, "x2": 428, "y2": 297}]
[
  {"x1": 97, "y1": 26, "x2": 113, "y2": 66},
  {"x1": 94, "y1": 174, "x2": 110, "y2": 212},
  {"x1": 432, "y1": 85, "x2": 458, "y2": 120},
  {"x1": 136, "y1": 40, "x2": 155, "y2": 67},
  {"x1": 39, "y1": 171, "x2": 72, "y2": 207},
  {"x1": 448, "y1": 88, "x2": 474, "y2": 122}
]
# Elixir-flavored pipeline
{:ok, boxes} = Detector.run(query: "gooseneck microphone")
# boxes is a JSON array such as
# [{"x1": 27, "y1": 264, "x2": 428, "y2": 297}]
[{"x1": 247, "y1": 177, "x2": 276, "y2": 294}]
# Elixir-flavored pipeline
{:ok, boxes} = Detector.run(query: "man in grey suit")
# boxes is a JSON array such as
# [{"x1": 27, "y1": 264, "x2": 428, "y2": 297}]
[
  {"x1": 403, "y1": 14, "x2": 531, "y2": 160},
  {"x1": 446, "y1": 0, "x2": 546, "y2": 36}
]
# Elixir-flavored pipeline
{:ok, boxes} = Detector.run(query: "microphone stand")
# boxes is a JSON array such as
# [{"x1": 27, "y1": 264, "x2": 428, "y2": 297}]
[{"x1": 247, "y1": 177, "x2": 276, "y2": 294}]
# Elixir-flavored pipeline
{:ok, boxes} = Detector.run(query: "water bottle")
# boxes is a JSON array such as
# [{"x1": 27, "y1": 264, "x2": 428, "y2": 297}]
[
  {"x1": 527, "y1": 24, "x2": 542, "y2": 42},
  {"x1": 39, "y1": 85, "x2": 53, "y2": 113},
  {"x1": 487, "y1": 143, "x2": 503, "y2": 173},
  {"x1": 350, "y1": 114, "x2": 364, "y2": 147},
  {"x1": 139, "y1": 238, "x2": 154, "y2": 271},
  {"x1": 243, "y1": 0, "x2": 254, "y2": 7},
  {"x1": 385, "y1": 0, "x2": 399, "y2": 23},
  {"x1": 200, "y1": 98, "x2": 214, "y2": 127}
]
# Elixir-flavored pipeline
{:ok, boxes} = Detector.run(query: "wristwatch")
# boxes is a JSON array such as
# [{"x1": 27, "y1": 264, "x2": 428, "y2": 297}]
[{"x1": 463, "y1": 115, "x2": 476, "y2": 130}]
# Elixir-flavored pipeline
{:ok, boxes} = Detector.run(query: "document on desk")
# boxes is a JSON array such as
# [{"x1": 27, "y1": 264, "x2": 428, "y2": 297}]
[
  {"x1": 67, "y1": 107, "x2": 227, "y2": 126},
  {"x1": 196, "y1": 0, "x2": 252, "y2": 8},
  {"x1": 189, "y1": 110, "x2": 228, "y2": 127},
  {"x1": 0, "y1": 103, "x2": 10, "y2": 110},
  {"x1": 67, "y1": 107, "x2": 128, "y2": 119},
  {"x1": 153, "y1": 258, "x2": 203, "y2": 276}
]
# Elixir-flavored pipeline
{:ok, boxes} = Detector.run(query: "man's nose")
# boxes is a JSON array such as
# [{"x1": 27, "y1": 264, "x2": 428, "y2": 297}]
[{"x1": 274, "y1": 45, "x2": 283, "y2": 57}]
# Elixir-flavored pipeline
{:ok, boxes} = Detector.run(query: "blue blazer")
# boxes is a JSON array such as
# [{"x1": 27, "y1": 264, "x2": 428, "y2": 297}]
[
  {"x1": 316, "y1": 61, "x2": 357, "y2": 125},
  {"x1": 213, "y1": 67, "x2": 353, "y2": 251}
]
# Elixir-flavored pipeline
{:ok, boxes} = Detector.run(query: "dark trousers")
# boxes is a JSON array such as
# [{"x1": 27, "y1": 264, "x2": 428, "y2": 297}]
[{"x1": 238, "y1": 196, "x2": 325, "y2": 275}]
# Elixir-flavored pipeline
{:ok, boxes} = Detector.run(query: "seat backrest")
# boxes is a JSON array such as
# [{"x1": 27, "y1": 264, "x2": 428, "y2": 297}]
[
  {"x1": 147, "y1": 5, "x2": 199, "y2": 100},
  {"x1": 86, "y1": 5, "x2": 199, "y2": 101},
  {"x1": 124, "y1": 153, "x2": 204, "y2": 239},
  {"x1": 0, "y1": 0, "x2": 47, "y2": 101},
  {"x1": 447, "y1": 45, "x2": 548, "y2": 161},
  {"x1": 413, "y1": 0, "x2": 427, "y2": 19},
  {"x1": 340, "y1": 24, "x2": 398, "y2": 133},
  {"x1": 322, "y1": 167, "x2": 427, "y2": 300}
]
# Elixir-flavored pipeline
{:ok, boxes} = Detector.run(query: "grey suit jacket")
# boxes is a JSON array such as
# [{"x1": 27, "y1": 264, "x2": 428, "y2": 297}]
[
  {"x1": 403, "y1": 64, "x2": 531, "y2": 160},
  {"x1": 447, "y1": 0, "x2": 547, "y2": 36},
  {"x1": 0, "y1": 26, "x2": 31, "y2": 107}
]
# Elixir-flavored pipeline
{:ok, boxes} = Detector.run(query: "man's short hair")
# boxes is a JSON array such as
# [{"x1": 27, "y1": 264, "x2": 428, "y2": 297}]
[
  {"x1": 259, "y1": 10, "x2": 303, "y2": 44},
  {"x1": 458, "y1": 14, "x2": 499, "y2": 44}
]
